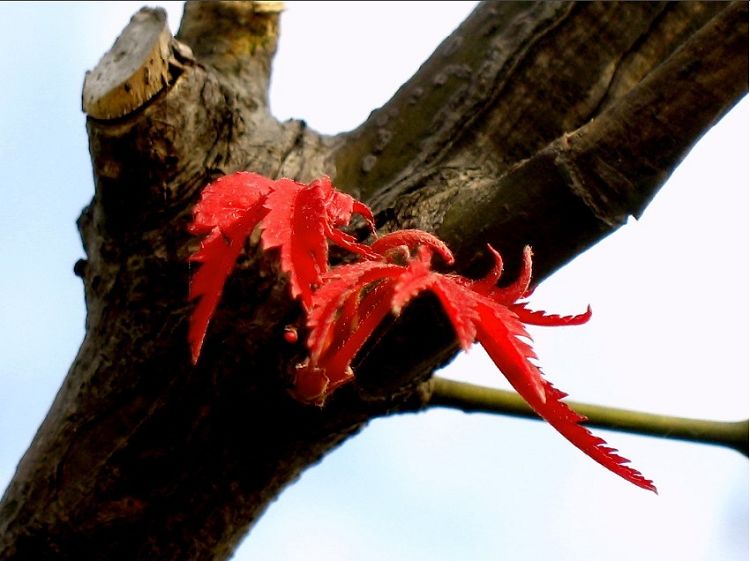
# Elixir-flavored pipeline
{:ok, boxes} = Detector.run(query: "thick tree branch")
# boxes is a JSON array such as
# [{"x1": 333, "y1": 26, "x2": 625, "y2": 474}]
[
  {"x1": 176, "y1": 0, "x2": 283, "y2": 106},
  {"x1": 346, "y1": 1, "x2": 748, "y2": 396},
  {"x1": 428, "y1": 378, "x2": 750, "y2": 456},
  {"x1": 441, "y1": 0, "x2": 748, "y2": 278},
  {"x1": 332, "y1": 2, "x2": 729, "y2": 205}
]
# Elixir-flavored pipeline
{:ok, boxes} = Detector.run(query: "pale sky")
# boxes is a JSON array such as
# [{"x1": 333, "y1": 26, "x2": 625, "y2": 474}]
[{"x1": 0, "y1": 3, "x2": 746, "y2": 560}]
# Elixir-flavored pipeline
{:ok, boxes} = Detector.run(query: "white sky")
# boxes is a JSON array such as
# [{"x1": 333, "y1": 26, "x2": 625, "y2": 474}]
[{"x1": 0, "y1": 3, "x2": 746, "y2": 561}]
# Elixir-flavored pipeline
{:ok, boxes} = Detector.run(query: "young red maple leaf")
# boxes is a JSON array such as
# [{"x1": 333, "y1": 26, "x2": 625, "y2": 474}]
[
  {"x1": 188, "y1": 173, "x2": 654, "y2": 492},
  {"x1": 260, "y1": 176, "x2": 378, "y2": 309},
  {"x1": 188, "y1": 172, "x2": 273, "y2": 364},
  {"x1": 292, "y1": 232, "x2": 655, "y2": 492},
  {"x1": 188, "y1": 172, "x2": 376, "y2": 363}
]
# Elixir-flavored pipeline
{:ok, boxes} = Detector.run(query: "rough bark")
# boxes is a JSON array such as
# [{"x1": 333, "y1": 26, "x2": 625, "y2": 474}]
[{"x1": 0, "y1": 1, "x2": 746, "y2": 560}]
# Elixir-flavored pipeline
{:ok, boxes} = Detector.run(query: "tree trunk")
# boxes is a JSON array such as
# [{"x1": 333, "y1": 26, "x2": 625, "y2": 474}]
[{"x1": 0, "y1": 1, "x2": 746, "y2": 559}]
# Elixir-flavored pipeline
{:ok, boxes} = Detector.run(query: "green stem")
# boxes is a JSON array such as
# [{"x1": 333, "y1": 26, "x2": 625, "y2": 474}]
[{"x1": 429, "y1": 377, "x2": 749, "y2": 456}]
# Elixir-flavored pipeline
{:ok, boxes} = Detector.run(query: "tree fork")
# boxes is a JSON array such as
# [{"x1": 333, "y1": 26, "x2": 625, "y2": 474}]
[{"x1": 0, "y1": 2, "x2": 746, "y2": 560}]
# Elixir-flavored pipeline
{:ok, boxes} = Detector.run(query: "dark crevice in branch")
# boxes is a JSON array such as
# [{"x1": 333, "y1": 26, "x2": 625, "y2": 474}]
[
  {"x1": 597, "y1": 1, "x2": 731, "y2": 111},
  {"x1": 582, "y1": 1, "x2": 672, "y2": 121}
]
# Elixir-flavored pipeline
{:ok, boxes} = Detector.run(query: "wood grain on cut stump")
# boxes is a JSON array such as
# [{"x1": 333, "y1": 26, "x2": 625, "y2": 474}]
[{"x1": 83, "y1": 8, "x2": 175, "y2": 119}]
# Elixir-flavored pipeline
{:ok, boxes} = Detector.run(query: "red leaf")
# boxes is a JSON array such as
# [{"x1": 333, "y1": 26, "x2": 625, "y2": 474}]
[
  {"x1": 290, "y1": 361, "x2": 355, "y2": 407},
  {"x1": 300, "y1": 240, "x2": 655, "y2": 491},
  {"x1": 479, "y1": 245, "x2": 533, "y2": 304},
  {"x1": 524, "y1": 377, "x2": 657, "y2": 492},
  {"x1": 188, "y1": 173, "x2": 272, "y2": 363},
  {"x1": 189, "y1": 172, "x2": 273, "y2": 235},
  {"x1": 510, "y1": 302, "x2": 593, "y2": 326},
  {"x1": 260, "y1": 176, "x2": 378, "y2": 309},
  {"x1": 261, "y1": 178, "x2": 329, "y2": 309},
  {"x1": 391, "y1": 247, "x2": 478, "y2": 350},
  {"x1": 470, "y1": 244, "x2": 504, "y2": 295},
  {"x1": 296, "y1": 261, "x2": 402, "y2": 403},
  {"x1": 371, "y1": 229, "x2": 455, "y2": 265},
  {"x1": 315, "y1": 176, "x2": 378, "y2": 259},
  {"x1": 472, "y1": 296, "x2": 547, "y2": 404},
  {"x1": 187, "y1": 174, "x2": 654, "y2": 491},
  {"x1": 188, "y1": 173, "x2": 378, "y2": 362},
  {"x1": 307, "y1": 261, "x2": 401, "y2": 361},
  {"x1": 316, "y1": 281, "x2": 395, "y2": 394}
]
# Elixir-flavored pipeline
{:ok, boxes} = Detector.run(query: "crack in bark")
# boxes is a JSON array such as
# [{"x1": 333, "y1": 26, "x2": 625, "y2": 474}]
[
  {"x1": 274, "y1": 119, "x2": 308, "y2": 179},
  {"x1": 584, "y1": 2, "x2": 672, "y2": 120},
  {"x1": 362, "y1": 2, "x2": 578, "y2": 212},
  {"x1": 553, "y1": 135, "x2": 630, "y2": 228}
]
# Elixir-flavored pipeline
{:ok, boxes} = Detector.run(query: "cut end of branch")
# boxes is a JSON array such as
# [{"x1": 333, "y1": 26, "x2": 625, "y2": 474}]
[
  {"x1": 82, "y1": 8, "x2": 175, "y2": 120},
  {"x1": 253, "y1": 1, "x2": 285, "y2": 14}
]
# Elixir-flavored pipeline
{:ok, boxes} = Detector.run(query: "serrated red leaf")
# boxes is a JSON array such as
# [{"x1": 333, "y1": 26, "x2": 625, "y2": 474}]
[
  {"x1": 291, "y1": 261, "x2": 400, "y2": 405},
  {"x1": 307, "y1": 261, "x2": 402, "y2": 361},
  {"x1": 296, "y1": 261, "x2": 402, "y2": 404},
  {"x1": 481, "y1": 245, "x2": 533, "y2": 304},
  {"x1": 291, "y1": 361, "x2": 355, "y2": 407},
  {"x1": 298, "y1": 239, "x2": 655, "y2": 491},
  {"x1": 189, "y1": 173, "x2": 379, "y2": 364},
  {"x1": 472, "y1": 296, "x2": 547, "y2": 404},
  {"x1": 470, "y1": 244, "x2": 504, "y2": 294},
  {"x1": 315, "y1": 281, "x2": 395, "y2": 396},
  {"x1": 260, "y1": 176, "x2": 378, "y2": 309},
  {"x1": 188, "y1": 173, "x2": 272, "y2": 363},
  {"x1": 320, "y1": 178, "x2": 379, "y2": 260},
  {"x1": 371, "y1": 229, "x2": 455, "y2": 265},
  {"x1": 189, "y1": 172, "x2": 274, "y2": 234},
  {"x1": 391, "y1": 247, "x2": 478, "y2": 350},
  {"x1": 510, "y1": 302, "x2": 593, "y2": 326},
  {"x1": 260, "y1": 178, "x2": 329, "y2": 309},
  {"x1": 525, "y1": 377, "x2": 657, "y2": 492}
]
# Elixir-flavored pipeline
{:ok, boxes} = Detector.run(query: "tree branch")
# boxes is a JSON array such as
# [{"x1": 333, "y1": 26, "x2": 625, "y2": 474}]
[
  {"x1": 82, "y1": 8, "x2": 174, "y2": 119},
  {"x1": 350, "y1": 1, "x2": 747, "y2": 396},
  {"x1": 437, "y1": 0, "x2": 748, "y2": 279},
  {"x1": 332, "y1": 2, "x2": 730, "y2": 206},
  {"x1": 428, "y1": 378, "x2": 749, "y2": 456},
  {"x1": 176, "y1": 0, "x2": 283, "y2": 105}
]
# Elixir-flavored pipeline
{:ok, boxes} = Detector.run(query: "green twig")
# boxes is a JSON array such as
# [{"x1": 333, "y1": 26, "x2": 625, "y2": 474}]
[{"x1": 428, "y1": 377, "x2": 749, "y2": 456}]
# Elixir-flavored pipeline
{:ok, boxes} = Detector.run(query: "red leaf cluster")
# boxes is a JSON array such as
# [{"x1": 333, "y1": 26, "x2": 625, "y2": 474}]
[
  {"x1": 188, "y1": 172, "x2": 375, "y2": 362},
  {"x1": 188, "y1": 172, "x2": 656, "y2": 492}
]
